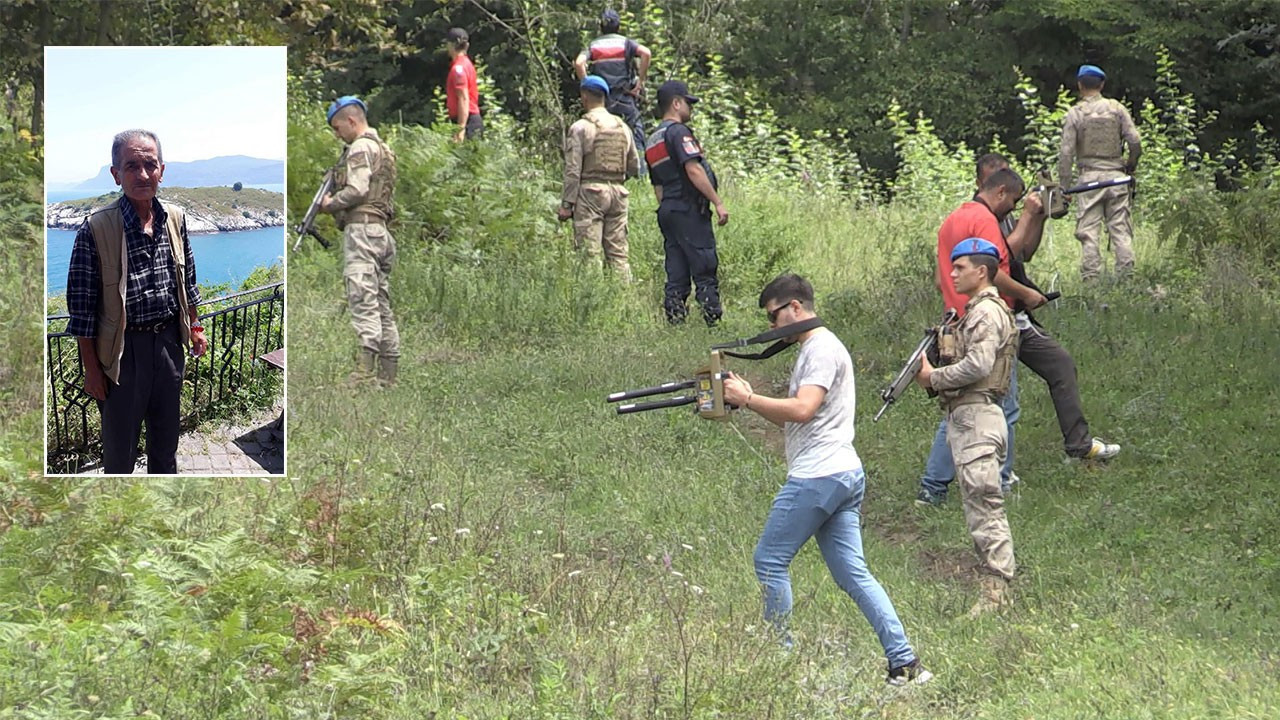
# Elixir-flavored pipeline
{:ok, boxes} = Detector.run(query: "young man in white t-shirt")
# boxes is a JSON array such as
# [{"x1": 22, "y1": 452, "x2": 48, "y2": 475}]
[{"x1": 722, "y1": 273, "x2": 931, "y2": 686}]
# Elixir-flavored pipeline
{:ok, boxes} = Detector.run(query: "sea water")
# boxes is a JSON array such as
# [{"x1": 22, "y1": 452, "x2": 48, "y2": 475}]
[{"x1": 47, "y1": 225, "x2": 285, "y2": 297}]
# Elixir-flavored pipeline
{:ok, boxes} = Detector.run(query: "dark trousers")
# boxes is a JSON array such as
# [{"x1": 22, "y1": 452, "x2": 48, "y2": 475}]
[
  {"x1": 606, "y1": 94, "x2": 646, "y2": 170},
  {"x1": 465, "y1": 113, "x2": 484, "y2": 140},
  {"x1": 657, "y1": 202, "x2": 721, "y2": 324},
  {"x1": 1018, "y1": 323, "x2": 1092, "y2": 458},
  {"x1": 97, "y1": 319, "x2": 185, "y2": 474}
]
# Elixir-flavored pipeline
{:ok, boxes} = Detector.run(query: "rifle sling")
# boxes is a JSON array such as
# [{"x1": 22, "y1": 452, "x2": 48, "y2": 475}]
[{"x1": 713, "y1": 317, "x2": 825, "y2": 360}]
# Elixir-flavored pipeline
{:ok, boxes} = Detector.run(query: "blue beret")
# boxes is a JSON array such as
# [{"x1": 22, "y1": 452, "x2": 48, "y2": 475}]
[
  {"x1": 580, "y1": 75, "x2": 610, "y2": 97},
  {"x1": 1077, "y1": 64, "x2": 1106, "y2": 81},
  {"x1": 950, "y1": 237, "x2": 1001, "y2": 262},
  {"x1": 327, "y1": 95, "x2": 367, "y2": 123}
]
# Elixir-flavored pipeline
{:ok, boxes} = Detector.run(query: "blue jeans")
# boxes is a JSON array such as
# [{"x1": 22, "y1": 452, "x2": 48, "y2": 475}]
[
  {"x1": 754, "y1": 467, "x2": 916, "y2": 668},
  {"x1": 920, "y1": 366, "x2": 1019, "y2": 498}
]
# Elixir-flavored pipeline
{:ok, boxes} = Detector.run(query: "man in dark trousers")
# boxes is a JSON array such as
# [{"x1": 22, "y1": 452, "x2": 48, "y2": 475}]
[
  {"x1": 445, "y1": 27, "x2": 483, "y2": 141},
  {"x1": 66, "y1": 129, "x2": 207, "y2": 474},
  {"x1": 644, "y1": 80, "x2": 728, "y2": 326},
  {"x1": 980, "y1": 153, "x2": 1121, "y2": 464},
  {"x1": 574, "y1": 8, "x2": 651, "y2": 168}
]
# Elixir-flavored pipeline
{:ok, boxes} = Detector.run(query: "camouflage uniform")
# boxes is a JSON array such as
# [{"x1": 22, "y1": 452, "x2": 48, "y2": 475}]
[
  {"x1": 930, "y1": 286, "x2": 1019, "y2": 581},
  {"x1": 328, "y1": 128, "x2": 400, "y2": 375},
  {"x1": 562, "y1": 106, "x2": 640, "y2": 280},
  {"x1": 1058, "y1": 94, "x2": 1142, "y2": 280}
]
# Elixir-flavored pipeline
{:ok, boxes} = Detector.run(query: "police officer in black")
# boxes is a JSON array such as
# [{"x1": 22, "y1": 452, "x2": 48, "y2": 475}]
[
  {"x1": 645, "y1": 80, "x2": 728, "y2": 325},
  {"x1": 574, "y1": 9, "x2": 652, "y2": 169}
]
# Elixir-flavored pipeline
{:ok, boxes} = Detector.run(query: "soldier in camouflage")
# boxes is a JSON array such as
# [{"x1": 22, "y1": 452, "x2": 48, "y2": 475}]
[
  {"x1": 917, "y1": 238, "x2": 1019, "y2": 617},
  {"x1": 1059, "y1": 64, "x2": 1142, "y2": 281},
  {"x1": 321, "y1": 96, "x2": 400, "y2": 386},
  {"x1": 558, "y1": 75, "x2": 641, "y2": 280}
]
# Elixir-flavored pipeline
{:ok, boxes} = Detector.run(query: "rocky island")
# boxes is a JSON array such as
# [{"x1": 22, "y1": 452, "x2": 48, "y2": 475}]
[{"x1": 46, "y1": 186, "x2": 286, "y2": 234}]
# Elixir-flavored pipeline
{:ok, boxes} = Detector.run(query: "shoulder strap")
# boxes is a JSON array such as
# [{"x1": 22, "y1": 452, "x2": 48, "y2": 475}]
[{"x1": 713, "y1": 317, "x2": 826, "y2": 360}]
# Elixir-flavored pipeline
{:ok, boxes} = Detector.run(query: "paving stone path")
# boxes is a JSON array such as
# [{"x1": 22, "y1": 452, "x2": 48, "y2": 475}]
[{"x1": 91, "y1": 403, "x2": 284, "y2": 476}]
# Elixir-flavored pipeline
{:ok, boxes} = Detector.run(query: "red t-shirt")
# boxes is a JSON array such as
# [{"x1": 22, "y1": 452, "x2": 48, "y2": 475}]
[
  {"x1": 936, "y1": 200, "x2": 1013, "y2": 316},
  {"x1": 446, "y1": 55, "x2": 480, "y2": 118}
]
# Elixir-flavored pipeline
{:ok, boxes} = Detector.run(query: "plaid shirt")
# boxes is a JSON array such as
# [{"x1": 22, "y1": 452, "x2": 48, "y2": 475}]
[{"x1": 66, "y1": 196, "x2": 201, "y2": 338}]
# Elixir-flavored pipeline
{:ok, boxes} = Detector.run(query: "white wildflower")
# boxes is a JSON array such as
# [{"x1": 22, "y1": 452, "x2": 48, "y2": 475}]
[{"x1": 455, "y1": 528, "x2": 471, "y2": 537}]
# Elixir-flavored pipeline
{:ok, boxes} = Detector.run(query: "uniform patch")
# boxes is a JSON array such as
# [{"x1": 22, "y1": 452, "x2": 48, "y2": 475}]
[
  {"x1": 682, "y1": 136, "x2": 699, "y2": 156},
  {"x1": 347, "y1": 150, "x2": 370, "y2": 169},
  {"x1": 455, "y1": 66, "x2": 465, "y2": 75}
]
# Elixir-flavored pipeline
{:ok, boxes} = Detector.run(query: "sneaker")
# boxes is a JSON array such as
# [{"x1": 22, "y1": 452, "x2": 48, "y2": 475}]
[
  {"x1": 1008, "y1": 471, "x2": 1021, "y2": 487},
  {"x1": 914, "y1": 488, "x2": 946, "y2": 507},
  {"x1": 1084, "y1": 437, "x2": 1121, "y2": 461},
  {"x1": 887, "y1": 658, "x2": 934, "y2": 686}
]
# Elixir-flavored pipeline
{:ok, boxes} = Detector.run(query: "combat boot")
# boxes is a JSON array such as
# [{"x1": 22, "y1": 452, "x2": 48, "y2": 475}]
[
  {"x1": 377, "y1": 355, "x2": 398, "y2": 387},
  {"x1": 968, "y1": 575, "x2": 1010, "y2": 618},
  {"x1": 348, "y1": 348, "x2": 378, "y2": 385}
]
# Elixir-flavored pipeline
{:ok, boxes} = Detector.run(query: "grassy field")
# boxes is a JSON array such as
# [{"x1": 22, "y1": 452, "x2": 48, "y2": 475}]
[{"x1": 4, "y1": 159, "x2": 1277, "y2": 718}]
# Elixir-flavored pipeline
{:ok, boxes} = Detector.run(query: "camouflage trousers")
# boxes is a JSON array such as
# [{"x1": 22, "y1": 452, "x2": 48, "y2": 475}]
[
  {"x1": 343, "y1": 222, "x2": 400, "y2": 359},
  {"x1": 572, "y1": 181, "x2": 632, "y2": 281},
  {"x1": 946, "y1": 401, "x2": 1016, "y2": 581},
  {"x1": 1074, "y1": 167, "x2": 1135, "y2": 280}
]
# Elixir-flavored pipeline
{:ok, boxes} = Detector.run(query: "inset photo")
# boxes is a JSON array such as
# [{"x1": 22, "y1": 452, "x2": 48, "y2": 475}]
[{"x1": 44, "y1": 46, "x2": 287, "y2": 476}]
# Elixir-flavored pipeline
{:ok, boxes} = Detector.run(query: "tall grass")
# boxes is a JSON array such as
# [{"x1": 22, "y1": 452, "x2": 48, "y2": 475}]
[{"x1": 4, "y1": 98, "x2": 1278, "y2": 717}]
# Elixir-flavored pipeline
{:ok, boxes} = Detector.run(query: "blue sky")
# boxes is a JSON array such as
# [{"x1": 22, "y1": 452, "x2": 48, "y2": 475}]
[{"x1": 44, "y1": 46, "x2": 287, "y2": 186}]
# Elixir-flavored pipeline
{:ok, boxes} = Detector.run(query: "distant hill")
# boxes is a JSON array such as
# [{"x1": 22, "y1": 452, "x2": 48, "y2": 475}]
[
  {"x1": 46, "y1": 186, "x2": 284, "y2": 234},
  {"x1": 75, "y1": 155, "x2": 283, "y2": 189}
]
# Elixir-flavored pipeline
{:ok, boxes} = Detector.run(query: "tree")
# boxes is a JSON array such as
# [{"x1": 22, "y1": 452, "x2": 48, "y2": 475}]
[{"x1": 233, "y1": 181, "x2": 243, "y2": 191}]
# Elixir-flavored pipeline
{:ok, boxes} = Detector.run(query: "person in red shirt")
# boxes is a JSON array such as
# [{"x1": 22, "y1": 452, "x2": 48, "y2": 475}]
[
  {"x1": 916, "y1": 168, "x2": 1046, "y2": 507},
  {"x1": 936, "y1": 169, "x2": 1047, "y2": 316},
  {"x1": 445, "y1": 27, "x2": 482, "y2": 142}
]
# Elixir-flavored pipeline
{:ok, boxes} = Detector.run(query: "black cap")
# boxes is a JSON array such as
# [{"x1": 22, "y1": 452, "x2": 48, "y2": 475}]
[
  {"x1": 601, "y1": 8, "x2": 621, "y2": 27},
  {"x1": 446, "y1": 27, "x2": 469, "y2": 46},
  {"x1": 657, "y1": 80, "x2": 699, "y2": 106}
]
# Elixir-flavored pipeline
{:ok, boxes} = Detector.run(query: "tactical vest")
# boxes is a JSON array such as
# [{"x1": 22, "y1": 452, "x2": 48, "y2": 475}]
[
  {"x1": 334, "y1": 130, "x2": 397, "y2": 225},
  {"x1": 580, "y1": 111, "x2": 631, "y2": 182},
  {"x1": 646, "y1": 121, "x2": 717, "y2": 210},
  {"x1": 587, "y1": 34, "x2": 635, "y2": 94},
  {"x1": 1077, "y1": 99, "x2": 1124, "y2": 160},
  {"x1": 86, "y1": 200, "x2": 192, "y2": 384},
  {"x1": 939, "y1": 294, "x2": 1019, "y2": 404}
]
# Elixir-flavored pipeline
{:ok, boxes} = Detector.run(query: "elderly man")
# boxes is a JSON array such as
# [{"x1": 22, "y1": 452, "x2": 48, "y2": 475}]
[
  {"x1": 321, "y1": 96, "x2": 400, "y2": 386},
  {"x1": 1059, "y1": 64, "x2": 1142, "y2": 281},
  {"x1": 558, "y1": 75, "x2": 640, "y2": 279},
  {"x1": 66, "y1": 129, "x2": 207, "y2": 474}
]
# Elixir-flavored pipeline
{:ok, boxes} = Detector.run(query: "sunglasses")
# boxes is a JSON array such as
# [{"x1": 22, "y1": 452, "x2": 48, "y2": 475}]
[{"x1": 766, "y1": 300, "x2": 794, "y2": 324}]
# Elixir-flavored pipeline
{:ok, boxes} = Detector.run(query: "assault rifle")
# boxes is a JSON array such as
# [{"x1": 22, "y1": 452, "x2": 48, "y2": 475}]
[
  {"x1": 874, "y1": 310, "x2": 956, "y2": 422},
  {"x1": 292, "y1": 168, "x2": 334, "y2": 251},
  {"x1": 1035, "y1": 173, "x2": 1135, "y2": 219},
  {"x1": 607, "y1": 317, "x2": 825, "y2": 418}
]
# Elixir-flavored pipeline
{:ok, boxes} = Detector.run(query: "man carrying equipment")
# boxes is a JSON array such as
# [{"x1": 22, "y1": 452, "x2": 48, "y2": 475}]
[
  {"x1": 1059, "y1": 64, "x2": 1142, "y2": 281},
  {"x1": 916, "y1": 238, "x2": 1019, "y2": 617},
  {"x1": 320, "y1": 96, "x2": 401, "y2": 386}
]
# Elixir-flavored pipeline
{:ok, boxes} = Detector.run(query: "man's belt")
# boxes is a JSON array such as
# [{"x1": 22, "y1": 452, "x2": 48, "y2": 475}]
[
  {"x1": 345, "y1": 210, "x2": 386, "y2": 225},
  {"x1": 580, "y1": 175, "x2": 626, "y2": 184},
  {"x1": 944, "y1": 392, "x2": 995, "y2": 412},
  {"x1": 128, "y1": 315, "x2": 177, "y2": 333},
  {"x1": 711, "y1": 317, "x2": 825, "y2": 360}
]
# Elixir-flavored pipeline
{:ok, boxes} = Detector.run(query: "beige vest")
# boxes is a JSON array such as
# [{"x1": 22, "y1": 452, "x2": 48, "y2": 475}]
[
  {"x1": 1076, "y1": 97, "x2": 1125, "y2": 161},
  {"x1": 333, "y1": 130, "x2": 397, "y2": 224},
  {"x1": 939, "y1": 293, "x2": 1019, "y2": 405},
  {"x1": 580, "y1": 110, "x2": 631, "y2": 183},
  {"x1": 86, "y1": 200, "x2": 192, "y2": 384}
]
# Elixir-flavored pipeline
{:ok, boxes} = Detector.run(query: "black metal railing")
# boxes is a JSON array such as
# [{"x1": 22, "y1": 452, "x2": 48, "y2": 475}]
[{"x1": 46, "y1": 282, "x2": 284, "y2": 473}]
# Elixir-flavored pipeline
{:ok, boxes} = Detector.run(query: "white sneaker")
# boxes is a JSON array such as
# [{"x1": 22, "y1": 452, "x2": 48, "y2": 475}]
[{"x1": 1085, "y1": 438, "x2": 1121, "y2": 461}]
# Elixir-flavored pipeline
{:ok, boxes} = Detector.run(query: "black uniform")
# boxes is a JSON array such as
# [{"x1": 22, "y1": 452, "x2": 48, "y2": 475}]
[{"x1": 645, "y1": 119, "x2": 721, "y2": 325}]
